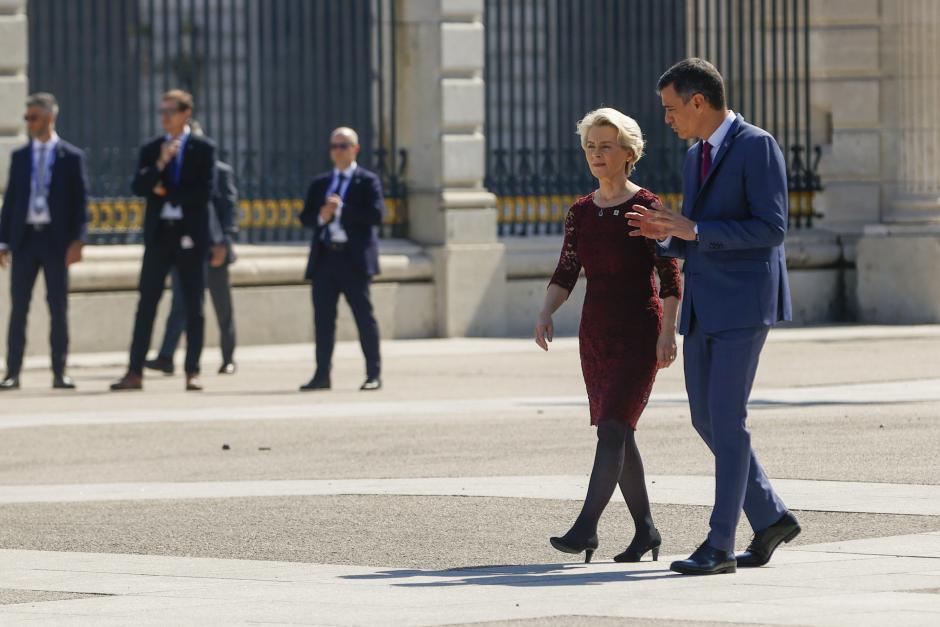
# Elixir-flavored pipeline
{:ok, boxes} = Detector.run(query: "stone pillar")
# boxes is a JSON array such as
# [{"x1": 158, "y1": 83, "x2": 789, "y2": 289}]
[
  {"x1": 856, "y1": 0, "x2": 940, "y2": 322},
  {"x1": 888, "y1": 0, "x2": 940, "y2": 223},
  {"x1": 396, "y1": 0, "x2": 507, "y2": 337},
  {"x1": 0, "y1": 0, "x2": 28, "y2": 191},
  {"x1": 0, "y1": 0, "x2": 28, "y2": 359}
]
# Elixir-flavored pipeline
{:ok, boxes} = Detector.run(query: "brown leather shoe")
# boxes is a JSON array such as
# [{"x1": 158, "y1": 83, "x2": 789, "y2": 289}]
[
  {"x1": 185, "y1": 375, "x2": 203, "y2": 391},
  {"x1": 110, "y1": 372, "x2": 142, "y2": 391}
]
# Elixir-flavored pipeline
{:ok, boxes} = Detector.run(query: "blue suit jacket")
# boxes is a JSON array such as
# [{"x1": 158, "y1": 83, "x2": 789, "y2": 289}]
[
  {"x1": 299, "y1": 166, "x2": 384, "y2": 279},
  {"x1": 0, "y1": 139, "x2": 88, "y2": 253},
  {"x1": 661, "y1": 114, "x2": 792, "y2": 335}
]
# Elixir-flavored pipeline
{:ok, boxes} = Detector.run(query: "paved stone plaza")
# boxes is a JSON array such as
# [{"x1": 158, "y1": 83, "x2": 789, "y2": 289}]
[{"x1": 0, "y1": 325, "x2": 939, "y2": 625}]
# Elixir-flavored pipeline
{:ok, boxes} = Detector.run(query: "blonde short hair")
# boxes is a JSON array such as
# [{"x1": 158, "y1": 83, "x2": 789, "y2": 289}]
[{"x1": 576, "y1": 108, "x2": 645, "y2": 176}]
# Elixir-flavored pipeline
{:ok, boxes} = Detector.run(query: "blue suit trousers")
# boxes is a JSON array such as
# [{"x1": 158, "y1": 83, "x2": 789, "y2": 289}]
[{"x1": 683, "y1": 313, "x2": 788, "y2": 552}]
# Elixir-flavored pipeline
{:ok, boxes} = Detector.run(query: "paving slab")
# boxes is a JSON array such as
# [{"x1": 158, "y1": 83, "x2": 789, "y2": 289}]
[
  {"x1": 5, "y1": 376, "x2": 940, "y2": 431},
  {"x1": 0, "y1": 474, "x2": 937, "y2": 516},
  {"x1": 2, "y1": 329, "x2": 940, "y2": 624},
  {"x1": 0, "y1": 496, "x2": 936, "y2": 570},
  {"x1": 0, "y1": 537, "x2": 938, "y2": 626}
]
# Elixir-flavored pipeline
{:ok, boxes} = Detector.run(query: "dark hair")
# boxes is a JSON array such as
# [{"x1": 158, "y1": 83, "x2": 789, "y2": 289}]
[
  {"x1": 657, "y1": 58, "x2": 726, "y2": 110},
  {"x1": 26, "y1": 92, "x2": 59, "y2": 116},
  {"x1": 162, "y1": 88, "x2": 194, "y2": 112}
]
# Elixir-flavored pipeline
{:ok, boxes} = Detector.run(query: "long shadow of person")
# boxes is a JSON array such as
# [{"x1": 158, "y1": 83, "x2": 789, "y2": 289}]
[{"x1": 341, "y1": 562, "x2": 677, "y2": 588}]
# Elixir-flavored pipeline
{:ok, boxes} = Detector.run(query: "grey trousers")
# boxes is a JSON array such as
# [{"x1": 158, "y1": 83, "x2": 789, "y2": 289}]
[{"x1": 159, "y1": 263, "x2": 236, "y2": 364}]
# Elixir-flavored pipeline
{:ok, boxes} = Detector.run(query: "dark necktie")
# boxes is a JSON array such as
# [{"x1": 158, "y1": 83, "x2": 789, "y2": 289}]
[
  {"x1": 700, "y1": 141, "x2": 712, "y2": 184},
  {"x1": 170, "y1": 151, "x2": 182, "y2": 187}
]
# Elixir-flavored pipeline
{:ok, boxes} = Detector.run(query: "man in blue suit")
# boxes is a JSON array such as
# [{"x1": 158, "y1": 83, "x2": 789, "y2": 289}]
[
  {"x1": 0, "y1": 92, "x2": 87, "y2": 390},
  {"x1": 628, "y1": 58, "x2": 800, "y2": 575},
  {"x1": 299, "y1": 127, "x2": 383, "y2": 392}
]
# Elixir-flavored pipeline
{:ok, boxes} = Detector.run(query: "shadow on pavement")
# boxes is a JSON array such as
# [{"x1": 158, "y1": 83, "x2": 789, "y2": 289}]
[{"x1": 341, "y1": 562, "x2": 677, "y2": 587}]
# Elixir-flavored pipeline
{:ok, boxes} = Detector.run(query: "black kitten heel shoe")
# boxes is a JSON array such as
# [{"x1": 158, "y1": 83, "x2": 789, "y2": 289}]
[
  {"x1": 549, "y1": 531, "x2": 600, "y2": 563},
  {"x1": 614, "y1": 528, "x2": 663, "y2": 563}
]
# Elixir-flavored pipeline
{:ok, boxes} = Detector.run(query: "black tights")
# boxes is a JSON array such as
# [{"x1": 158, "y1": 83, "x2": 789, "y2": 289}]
[{"x1": 567, "y1": 420, "x2": 655, "y2": 540}]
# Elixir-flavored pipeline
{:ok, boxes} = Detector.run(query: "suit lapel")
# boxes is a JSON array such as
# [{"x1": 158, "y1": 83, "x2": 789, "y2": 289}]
[
  {"x1": 691, "y1": 114, "x2": 744, "y2": 210},
  {"x1": 47, "y1": 145, "x2": 67, "y2": 198},
  {"x1": 682, "y1": 143, "x2": 701, "y2": 218},
  {"x1": 180, "y1": 139, "x2": 196, "y2": 181}
]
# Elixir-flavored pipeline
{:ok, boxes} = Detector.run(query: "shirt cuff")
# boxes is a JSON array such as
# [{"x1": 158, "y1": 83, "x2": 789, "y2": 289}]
[
  {"x1": 0, "y1": 243, "x2": 8, "y2": 251},
  {"x1": 657, "y1": 236, "x2": 672, "y2": 248}
]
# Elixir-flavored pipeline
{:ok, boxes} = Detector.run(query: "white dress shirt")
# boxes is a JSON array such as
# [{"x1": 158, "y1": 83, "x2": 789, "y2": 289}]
[
  {"x1": 318, "y1": 162, "x2": 357, "y2": 244},
  {"x1": 160, "y1": 125, "x2": 191, "y2": 220},
  {"x1": 27, "y1": 132, "x2": 60, "y2": 225},
  {"x1": 659, "y1": 110, "x2": 737, "y2": 248}
]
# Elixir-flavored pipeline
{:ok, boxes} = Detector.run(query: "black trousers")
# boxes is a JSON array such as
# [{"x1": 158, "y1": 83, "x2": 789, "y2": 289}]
[
  {"x1": 128, "y1": 222, "x2": 206, "y2": 375},
  {"x1": 312, "y1": 248, "x2": 380, "y2": 379},
  {"x1": 6, "y1": 228, "x2": 69, "y2": 376}
]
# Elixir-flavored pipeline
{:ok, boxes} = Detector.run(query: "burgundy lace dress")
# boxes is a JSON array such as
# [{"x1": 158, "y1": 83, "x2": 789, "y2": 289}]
[{"x1": 549, "y1": 188, "x2": 682, "y2": 428}]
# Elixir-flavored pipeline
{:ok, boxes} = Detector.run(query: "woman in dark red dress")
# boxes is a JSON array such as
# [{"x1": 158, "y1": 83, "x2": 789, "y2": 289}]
[{"x1": 535, "y1": 108, "x2": 681, "y2": 563}]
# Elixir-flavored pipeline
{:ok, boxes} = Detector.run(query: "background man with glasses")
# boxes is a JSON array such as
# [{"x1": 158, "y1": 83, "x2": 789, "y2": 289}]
[
  {"x1": 0, "y1": 92, "x2": 88, "y2": 390},
  {"x1": 299, "y1": 127, "x2": 384, "y2": 391},
  {"x1": 111, "y1": 89, "x2": 215, "y2": 392}
]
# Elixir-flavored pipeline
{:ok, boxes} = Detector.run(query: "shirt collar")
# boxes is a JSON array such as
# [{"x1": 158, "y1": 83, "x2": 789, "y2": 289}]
[
  {"x1": 165, "y1": 125, "x2": 192, "y2": 142},
  {"x1": 705, "y1": 110, "x2": 737, "y2": 150},
  {"x1": 334, "y1": 162, "x2": 358, "y2": 178},
  {"x1": 32, "y1": 131, "x2": 60, "y2": 152}
]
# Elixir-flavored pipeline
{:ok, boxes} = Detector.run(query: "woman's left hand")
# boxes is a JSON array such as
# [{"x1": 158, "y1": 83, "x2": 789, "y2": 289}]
[{"x1": 656, "y1": 328, "x2": 678, "y2": 369}]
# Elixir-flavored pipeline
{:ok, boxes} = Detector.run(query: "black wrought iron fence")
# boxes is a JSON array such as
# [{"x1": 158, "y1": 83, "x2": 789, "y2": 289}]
[
  {"x1": 484, "y1": 0, "x2": 821, "y2": 236},
  {"x1": 27, "y1": 0, "x2": 406, "y2": 244}
]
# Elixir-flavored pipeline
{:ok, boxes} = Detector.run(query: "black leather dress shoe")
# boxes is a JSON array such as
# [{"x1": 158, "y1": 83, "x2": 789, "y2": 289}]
[
  {"x1": 737, "y1": 511, "x2": 801, "y2": 567},
  {"x1": 360, "y1": 377, "x2": 381, "y2": 391},
  {"x1": 0, "y1": 376, "x2": 20, "y2": 390},
  {"x1": 144, "y1": 356, "x2": 174, "y2": 375},
  {"x1": 670, "y1": 543, "x2": 736, "y2": 575},
  {"x1": 53, "y1": 375, "x2": 76, "y2": 389},
  {"x1": 218, "y1": 362, "x2": 237, "y2": 375},
  {"x1": 300, "y1": 376, "x2": 331, "y2": 391}
]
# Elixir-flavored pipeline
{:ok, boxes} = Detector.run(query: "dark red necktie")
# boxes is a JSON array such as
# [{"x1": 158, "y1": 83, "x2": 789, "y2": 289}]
[{"x1": 700, "y1": 141, "x2": 712, "y2": 184}]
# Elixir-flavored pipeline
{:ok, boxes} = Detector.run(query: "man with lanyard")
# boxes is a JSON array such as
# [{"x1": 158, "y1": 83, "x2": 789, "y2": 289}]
[
  {"x1": 299, "y1": 127, "x2": 384, "y2": 391},
  {"x1": 0, "y1": 92, "x2": 88, "y2": 390},
  {"x1": 111, "y1": 89, "x2": 215, "y2": 391}
]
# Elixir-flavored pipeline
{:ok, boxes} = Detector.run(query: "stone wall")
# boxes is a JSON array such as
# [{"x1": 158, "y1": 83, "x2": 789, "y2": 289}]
[
  {"x1": 0, "y1": 0, "x2": 27, "y2": 193},
  {"x1": 0, "y1": 242, "x2": 437, "y2": 358}
]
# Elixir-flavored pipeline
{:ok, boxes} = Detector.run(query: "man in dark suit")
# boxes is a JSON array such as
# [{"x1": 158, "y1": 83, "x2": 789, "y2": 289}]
[
  {"x1": 111, "y1": 89, "x2": 215, "y2": 392},
  {"x1": 628, "y1": 58, "x2": 800, "y2": 575},
  {"x1": 0, "y1": 92, "x2": 87, "y2": 390},
  {"x1": 145, "y1": 122, "x2": 237, "y2": 376},
  {"x1": 299, "y1": 127, "x2": 383, "y2": 391}
]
